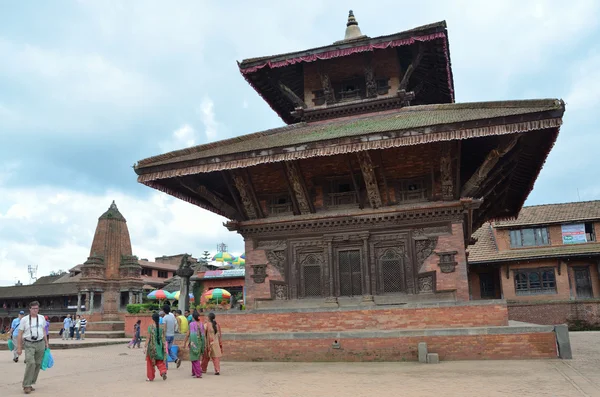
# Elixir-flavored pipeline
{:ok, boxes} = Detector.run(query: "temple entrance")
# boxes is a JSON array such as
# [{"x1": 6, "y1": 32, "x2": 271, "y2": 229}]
[
  {"x1": 338, "y1": 249, "x2": 362, "y2": 297},
  {"x1": 574, "y1": 267, "x2": 593, "y2": 299}
]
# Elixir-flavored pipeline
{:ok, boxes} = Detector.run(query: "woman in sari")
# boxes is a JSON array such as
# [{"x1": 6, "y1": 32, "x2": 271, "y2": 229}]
[
  {"x1": 144, "y1": 312, "x2": 168, "y2": 381},
  {"x1": 201, "y1": 312, "x2": 222, "y2": 375},
  {"x1": 184, "y1": 311, "x2": 205, "y2": 378}
]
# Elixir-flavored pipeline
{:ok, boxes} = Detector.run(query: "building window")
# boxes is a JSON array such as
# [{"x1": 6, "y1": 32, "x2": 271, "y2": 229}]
[
  {"x1": 301, "y1": 254, "x2": 322, "y2": 298},
  {"x1": 514, "y1": 268, "x2": 556, "y2": 295},
  {"x1": 394, "y1": 177, "x2": 429, "y2": 203},
  {"x1": 141, "y1": 268, "x2": 152, "y2": 276},
  {"x1": 379, "y1": 249, "x2": 404, "y2": 293},
  {"x1": 157, "y1": 270, "x2": 168, "y2": 278},
  {"x1": 267, "y1": 195, "x2": 293, "y2": 215},
  {"x1": 328, "y1": 178, "x2": 358, "y2": 207},
  {"x1": 509, "y1": 228, "x2": 549, "y2": 247},
  {"x1": 338, "y1": 249, "x2": 362, "y2": 297},
  {"x1": 334, "y1": 77, "x2": 365, "y2": 102}
]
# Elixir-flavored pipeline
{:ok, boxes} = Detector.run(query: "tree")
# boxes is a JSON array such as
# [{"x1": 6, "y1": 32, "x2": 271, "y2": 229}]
[
  {"x1": 49, "y1": 270, "x2": 66, "y2": 276},
  {"x1": 201, "y1": 251, "x2": 211, "y2": 262}
]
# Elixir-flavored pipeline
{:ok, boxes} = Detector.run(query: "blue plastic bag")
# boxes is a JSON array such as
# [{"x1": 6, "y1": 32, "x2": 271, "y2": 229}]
[{"x1": 41, "y1": 348, "x2": 54, "y2": 371}]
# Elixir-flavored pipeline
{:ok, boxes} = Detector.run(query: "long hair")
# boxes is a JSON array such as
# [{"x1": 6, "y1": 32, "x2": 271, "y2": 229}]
[
  {"x1": 151, "y1": 312, "x2": 160, "y2": 345},
  {"x1": 208, "y1": 312, "x2": 217, "y2": 334},
  {"x1": 192, "y1": 311, "x2": 200, "y2": 322}
]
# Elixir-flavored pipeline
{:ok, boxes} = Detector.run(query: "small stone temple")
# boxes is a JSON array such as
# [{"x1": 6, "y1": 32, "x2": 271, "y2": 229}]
[
  {"x1": 131, "y1": 12, "x2": 568, "y2": 361},
  {"x1": 77, "y1": 201, "x2": 144, "y2": 320}
]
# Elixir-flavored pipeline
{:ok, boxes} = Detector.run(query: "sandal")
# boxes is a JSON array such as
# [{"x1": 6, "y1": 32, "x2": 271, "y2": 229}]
[{"x1": 162, "y1": 373, "x2": 167, "y2": 381}]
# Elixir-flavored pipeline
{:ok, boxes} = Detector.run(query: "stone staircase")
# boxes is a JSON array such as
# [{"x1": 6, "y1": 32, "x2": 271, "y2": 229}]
[{"x1": 50, "y1": 321, "x2": 125, "y2": 339}]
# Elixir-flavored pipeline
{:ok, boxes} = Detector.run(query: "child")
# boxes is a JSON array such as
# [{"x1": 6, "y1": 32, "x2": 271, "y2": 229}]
[{"x1": 128, "y1": 320, "x2": 142, "y2": 348}]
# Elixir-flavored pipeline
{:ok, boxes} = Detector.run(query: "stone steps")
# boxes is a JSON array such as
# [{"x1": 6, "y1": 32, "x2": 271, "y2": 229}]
[
  {"x1": 50, "y1": 321, "x2": 125, "y2": 332},
  {"x1": 50, "y1": 330, "x2": 126, "y2": 339}
]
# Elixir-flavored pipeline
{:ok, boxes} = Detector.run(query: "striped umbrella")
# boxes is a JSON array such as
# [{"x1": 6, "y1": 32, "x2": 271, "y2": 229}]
[
  {"x1": 232, "y1": 256, "x2": 245, "y2": 266},
  {"x1": 147, "y1": 290, "x2": 175, "y2": 300},
  {"x1": 212, "y1": 252, "x2": 235, "y2": 262},
  {"x1": 173, "y1": 291, "x2": 195, "y2": 302},
  {"x1": 240, "y1": 253, "x2": 246, "y2": 259},
  {"x1": 202, "y1": 288, "x2": 231, "y2": 303}
]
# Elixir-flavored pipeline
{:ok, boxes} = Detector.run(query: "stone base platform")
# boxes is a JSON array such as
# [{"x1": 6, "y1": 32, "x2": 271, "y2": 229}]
[{"x1": 0, "y1": 338, "x2": 130, "y2": 351}]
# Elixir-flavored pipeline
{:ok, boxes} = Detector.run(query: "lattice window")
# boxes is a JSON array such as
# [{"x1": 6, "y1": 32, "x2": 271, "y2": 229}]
[
  {"x1": 514, "y1": 268, "x2": 556, "y2": 295},
  {"x1": 380, "y1": 249, "x2": 404, "y2": 293},
  {"x1": 303, "y1": 266, "x2": 322, "y2": 297},
  {"x1": 338, "y1": 250, "x2": 362, "y2": 296}
]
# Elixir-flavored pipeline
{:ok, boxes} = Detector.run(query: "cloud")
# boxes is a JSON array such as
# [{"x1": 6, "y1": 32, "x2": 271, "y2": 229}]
[
  {"x1": 159, "y1": 124, "x2": 198, "y2": 152},
  {"x1": 0, "y1": 185, "x2": 244, "y2": 286},
  {"x1": 198, "y1": 97, "x2": 219, "y2": 141},
  {"x1": 566, "y1": 52, "x2": 600, "y2": 112}
]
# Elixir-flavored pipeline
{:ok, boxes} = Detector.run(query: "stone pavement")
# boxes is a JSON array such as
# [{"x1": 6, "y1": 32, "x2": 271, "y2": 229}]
[
  {"x1": 1, "y1": 332, "x2": 600, "y2": 396},
  {"x1": 0, "y1": 338, "x2": 130, "y2": 350}
]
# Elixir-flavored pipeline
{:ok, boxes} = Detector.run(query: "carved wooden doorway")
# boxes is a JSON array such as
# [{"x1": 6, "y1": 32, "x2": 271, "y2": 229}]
[
  {"x1": 574, "y1": 267, "x2": 593, "y2": 299},
  {"x1": 337, "y1": 249, "x2": 362, "y2": 296}
]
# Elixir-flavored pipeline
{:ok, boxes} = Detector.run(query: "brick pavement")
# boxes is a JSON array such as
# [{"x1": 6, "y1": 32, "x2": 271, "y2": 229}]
[{"x1": 1, "y1": 332, "x2": 599, "y2": 397}]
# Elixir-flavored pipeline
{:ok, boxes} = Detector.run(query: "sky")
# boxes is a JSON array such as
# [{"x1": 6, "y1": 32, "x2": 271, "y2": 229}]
[{"x1": 1, "y1": 0, "x2": 599, "y2": 286}]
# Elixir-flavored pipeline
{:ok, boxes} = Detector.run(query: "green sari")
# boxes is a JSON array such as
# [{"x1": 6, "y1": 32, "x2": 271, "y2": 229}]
[
  {"x1": 147, "y1": 325, "x2": 165, "y2": 362},
  {"x1": 189, "y1": 321, "x2": 205, "y2": 362}
]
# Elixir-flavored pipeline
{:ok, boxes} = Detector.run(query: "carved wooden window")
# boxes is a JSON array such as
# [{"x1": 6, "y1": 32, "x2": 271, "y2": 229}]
[
  {"x1": 333, "y1": 77, "x2": 365, "y2": 102},
  {"x1": 266, "y1": 195, "x2": 293, "y2": 216},
  {"x1": 394, "y1": 177, "x2": 429, "y2": 203},
  {"x1": 514, "y1": 268, "x2": 556, "y2": 295},
  {"x1": 301, "y1": 254, "x2": 322, "y2": 297},
  {"x1": 379, "y1": 249, "x2": 404, "y2": 293},
  {"x1": 328, "y1": 178, "x2": 358, "y2": 207},
  {"x1": 338, "y1": 250, "x2": 362, "y2": 296},
  {"x1": 376, "y1": 78, "x2": 391, "y2": 95}
]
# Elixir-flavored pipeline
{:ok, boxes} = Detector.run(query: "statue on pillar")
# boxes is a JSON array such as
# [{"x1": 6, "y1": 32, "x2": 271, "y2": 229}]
[{"x1": 176, "y1": 254, "x2": 195, "y2": 312}]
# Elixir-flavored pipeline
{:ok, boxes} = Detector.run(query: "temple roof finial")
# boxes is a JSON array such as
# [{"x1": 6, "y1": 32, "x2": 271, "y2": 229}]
[{"x1": 344, "y1": 10, "x2": 364, "y2": 41}]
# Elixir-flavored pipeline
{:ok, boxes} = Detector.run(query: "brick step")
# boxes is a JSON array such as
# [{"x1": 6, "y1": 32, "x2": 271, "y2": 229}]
[{"x1": 50, "y1": 330, "x2": 125, "y2": 339}]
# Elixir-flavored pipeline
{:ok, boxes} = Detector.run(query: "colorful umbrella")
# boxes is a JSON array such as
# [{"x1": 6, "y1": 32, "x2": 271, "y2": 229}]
[
  {"x1": 240, "y1": 253, "x2": 246, "y2": 259},
  {"x1": 232, "y1": 256, "x2": 245, "y2": 266},
  {"x1": 147, "y1": 290, "x2": 175, "y2": 300},
  {"x1": 202, "y1": 288, "x2": 231, "y2": 302},
  {"x1": 173, "y1": 291, "x2": 195, "y2": 302},
  {"x1": 212, "y1": 252, "x2": 235, "y2": 262}
]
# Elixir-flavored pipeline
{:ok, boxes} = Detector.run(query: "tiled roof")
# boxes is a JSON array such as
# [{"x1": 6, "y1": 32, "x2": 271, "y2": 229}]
[
  {"x1": 494, "y1": 200, "x2": 600, "y2": 228},
  {"x1": 139, "y1": 260, "x2": 178, "y2": 271},
  {"x1": 468, "y1": 222, "x2": 600, "y2": 264},
  {"x1": 0, "y1": 282, "x2": 78, "y2": 299},
  {"x1": 136, "y1": 99, "x2": 563, "y2": 171}
]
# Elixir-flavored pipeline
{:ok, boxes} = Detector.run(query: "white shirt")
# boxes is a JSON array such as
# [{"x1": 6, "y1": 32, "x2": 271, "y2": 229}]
[{"x1": 18, "y1": 314, "x2": 46, "y2": 341}]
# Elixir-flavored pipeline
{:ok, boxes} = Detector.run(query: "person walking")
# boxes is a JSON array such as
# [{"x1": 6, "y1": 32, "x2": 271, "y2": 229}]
[
  {"x1": 201, "y1": 312, "x2": 222, "y2": 375},
  {"x1": 62, "y1": 315, "x2": 72, "y2": 341},
  {"x1": 79, "y1": 316, "x2": 87, "y2": 340},
  {"x1": 128, "y1": 320, "x2": 142, "y2": 348},
  {"x1": 16, "y1": 301, "x2": 48, "y2": 394},
  {"x1": 75, "y1": 315, "x2": 82, "y2": 340},
  {"x1": 144, "y1": 312, "x2": 167, "y2": 381},
  {"x1": 8, "y1": 311, "x2": 25, "y2": 363},
  {"x1": 162, "y1": 305, "x2": 181, "y2": 368},
  {"x1": 184, "y1": 311, "x2": 205, "y2": 378},
  {"x1": 177, "y1": 310, "x2": 189, "y2": 335},
  {"x1": 43, "y1": 316, "x2": 50, "y2": 340}
]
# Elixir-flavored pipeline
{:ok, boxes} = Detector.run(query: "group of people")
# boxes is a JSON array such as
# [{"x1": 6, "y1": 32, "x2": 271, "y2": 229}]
[
  {"x1": 8, "y1": 301, "x2": 50, "y2": 394},
  {"x1": 144, "y1": 305, "x2": 222, "y2": 381},
  {"x1": 61, "y1": 314, "x2": 87, "y2": 340}
]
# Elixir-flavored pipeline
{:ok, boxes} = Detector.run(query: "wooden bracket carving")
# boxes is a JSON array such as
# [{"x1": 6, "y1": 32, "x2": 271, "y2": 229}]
[
  {"x1": 399, "y1": 44, "x2": 424, "y2": 91},
  {"x1": 318, "y1": 62, "x2": 335, "y2": 105},
  {"x1": 251, "y1": 264, "x2": 268, "y2": 284},
  {"x1": 277, "y1": 81, "x2": 307, "y2": 109},
  {"x1": 283, "y1": 161, "x2": 314, "y2": 214},
  {"x1": 177, "y1": 178, "x2": 240, "y2": 220},
  {"x1": 440, "y1": 149, "x2": 454, "y2": 201},
  {"x1": 461, "y1": 136, "x2": 520, "y2": 197},
  {"x1": 356, "y1": 151, "x2": 383, "y2": 208},
  {"x1": 436, "y1": 251, "x2": 458, "y2": 273},
  {"x1": 230, "y1": 170, "x2": 262, "y2": 220}
]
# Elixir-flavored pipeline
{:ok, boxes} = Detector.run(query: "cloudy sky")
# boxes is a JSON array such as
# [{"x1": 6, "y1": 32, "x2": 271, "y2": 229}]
[{"x1": 1, "y1": 0, "x2": 599, "y2": 286}]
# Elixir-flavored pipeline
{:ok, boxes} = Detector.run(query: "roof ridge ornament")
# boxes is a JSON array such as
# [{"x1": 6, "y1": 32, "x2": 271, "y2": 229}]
[{"x1": 343, "y1": 10, "x2": 366, "y2": 41}]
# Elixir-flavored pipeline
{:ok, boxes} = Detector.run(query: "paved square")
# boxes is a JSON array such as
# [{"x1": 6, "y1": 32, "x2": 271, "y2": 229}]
[{"x1": 2, "y1": 332, "x2": 599, "y2": 396}]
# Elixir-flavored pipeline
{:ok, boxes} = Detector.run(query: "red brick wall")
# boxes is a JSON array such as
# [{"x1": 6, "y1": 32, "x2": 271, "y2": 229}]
[
  {"x1": 422, "y1": 222, "x2": 469, "y2": 301},
  {"x1": 500, "y1": 260, "x2": 572, "y2": 301},
  {"x1": 224, "y1": 333, "x2": 557, "y2": 362},
  {"x1": 125, "y1": 302, "x2": 508, "y2": 337},
  {"x1": 508, "y1": 300, "x2": 600, "y2": 326}
]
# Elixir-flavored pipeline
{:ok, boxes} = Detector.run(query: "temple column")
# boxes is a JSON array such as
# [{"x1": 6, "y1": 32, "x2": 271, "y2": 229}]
[
  {"x1": 128, "y1": 290, "x2": 133, "y2": 305},
  {"x1": 360, "y1": 233, "x2": 375, "y2": 305},
  {"x1": 324, "y1": 237, "x2": 338, "y2": 306},
  {"x1": 89, "y1": 292, "x2": 94, "y2": 313},
  {"x1": 76, "y1": 293, "x2": 82, "y2": 314}
]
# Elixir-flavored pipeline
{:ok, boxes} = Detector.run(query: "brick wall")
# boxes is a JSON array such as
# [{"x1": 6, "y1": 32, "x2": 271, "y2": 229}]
[
  {"x1": 500, "y1": 260, "x2": 571, "y2": 301},
  {"x1": 422, "y1": 222, "x2": 469, "y2": 301},
  {"x1": 508, "y1": 300, "x2": 600, "y2": 326},
  {"x1": 125, "y1": 302, "x2": 508, "y2": 337},
  {"x1": 223, "y1": 333, "x2": 557, "y2": 362}
]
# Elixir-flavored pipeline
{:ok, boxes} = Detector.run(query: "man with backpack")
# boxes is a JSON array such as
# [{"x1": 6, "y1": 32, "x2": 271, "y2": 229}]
[{"x1": 8, "y1": 311, "x2": 25, "y2": 363}]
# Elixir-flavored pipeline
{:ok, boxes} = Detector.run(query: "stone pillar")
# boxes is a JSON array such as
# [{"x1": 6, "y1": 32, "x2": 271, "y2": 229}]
[
  {"x1": 177, "y1": 267, "x2": 194, "y2": 313},
  {"x1": 76, "y1": 293, "x2": 82, "y2": 314},
  {"x1": 89, "y1": 292, "x2": 94, "y2": 313},
  {"x1": 128, "y1": 290, "x2": 133, "y2": 305},
  {"x1": 324, "y1": 237, "x2": 338, "y2": 307}
]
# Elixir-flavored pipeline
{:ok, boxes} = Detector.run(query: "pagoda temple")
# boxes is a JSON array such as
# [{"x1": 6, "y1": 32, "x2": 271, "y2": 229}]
[{"x1": 135, "y1": 12, "x2": 564, "y2": 310}]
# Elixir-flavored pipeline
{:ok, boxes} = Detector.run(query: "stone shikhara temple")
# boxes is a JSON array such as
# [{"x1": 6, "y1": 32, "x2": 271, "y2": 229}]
[{"x1": 134, "y1": 13, "x2": 570, "y2": 361}]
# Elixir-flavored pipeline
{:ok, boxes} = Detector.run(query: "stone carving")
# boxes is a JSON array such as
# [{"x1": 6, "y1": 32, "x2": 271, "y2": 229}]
[
  {"x1": 440, "y1": 153, "x2": 454, "y2": 200},
  {"x1": 231, "y1": 171, "x2": 258, "y2": 219},
  {"x1": 176, "y1": 253, "x2": 195, "y2": 278},
  {"x1": 274, "y1": 284, "x2": 288, "y2": 300},
  {"x1": 320, "y1": 73, "x2": 335, "y2": 104},
  {"x1": 418, "y1": 274, "x2": 434, "y2": 293},
  {"x1": 119, "y1": 255, "x2": 141, "y2": 279},
  {"x1": 81, "y1": 255, "x2": 105, "y2": 279},
  {"x1": 284, "y1": 161, "x2": 311, "y2": 214},
  {"x1": 412, "y1": 225, "x2": 452, "y2": 237},
  {"x1": 415, "y1": 238, "x2": 438, "y2": 271},
  {"x1": 251, "y1": 264, "x2": 268, "y2": 284},
  {"x1": 365, "y1": 65, "x2": 377, "y2": 98},
  {"x1": 436, "y1": 251, "x2": 458, "y2": 273},
  {"x1": 266, "y1": 249, "x2": 287, "y2": 278},
  {"x1": 356, "y1": 152, "x2": 383, "y2": 208}
]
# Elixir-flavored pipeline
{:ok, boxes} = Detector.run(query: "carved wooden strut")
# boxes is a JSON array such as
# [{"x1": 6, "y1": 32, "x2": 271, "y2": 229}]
[{"x1": 356, "y1": 151, "x2": 383, "y2": 208}]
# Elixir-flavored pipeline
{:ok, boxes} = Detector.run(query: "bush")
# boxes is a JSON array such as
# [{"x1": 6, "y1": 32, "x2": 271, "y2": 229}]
[{"x1": 126, "y1": 303, "x2": 160, "y2": 314}]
